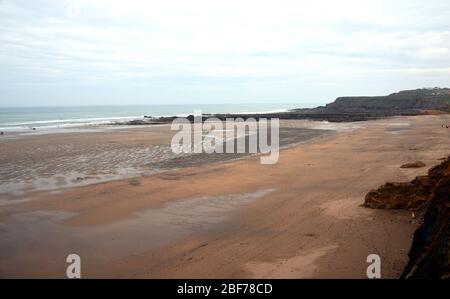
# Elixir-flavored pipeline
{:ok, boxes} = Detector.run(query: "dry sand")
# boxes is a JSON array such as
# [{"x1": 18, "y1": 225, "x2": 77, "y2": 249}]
[{"x1": 1, "y1": 115, "x2": 450, "y2": 278}]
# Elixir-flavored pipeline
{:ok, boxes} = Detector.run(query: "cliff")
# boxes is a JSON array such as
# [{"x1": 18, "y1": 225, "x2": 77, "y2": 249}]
[
  {"x1": 217, "y1": 88, "x2": 450, "y2": 123},
  {"x1": 364, "y1": 156, "x2": 450, "y2": 279},
  {"x1": 325, "y1": 88, "x2": 450, "y2": 113}
]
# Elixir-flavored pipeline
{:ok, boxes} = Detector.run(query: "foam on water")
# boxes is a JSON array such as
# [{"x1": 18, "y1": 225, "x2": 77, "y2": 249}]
[{"x1": 0, "y1": 104, "x2": 306, "y2": 134}]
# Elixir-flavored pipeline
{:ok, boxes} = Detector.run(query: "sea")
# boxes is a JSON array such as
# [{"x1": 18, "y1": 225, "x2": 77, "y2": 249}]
[{"x1": 0, "y1": 103, "x2": 312, "y2": 133}]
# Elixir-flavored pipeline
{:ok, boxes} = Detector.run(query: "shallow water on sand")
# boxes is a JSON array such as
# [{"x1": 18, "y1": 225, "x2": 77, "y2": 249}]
[
  {"x1": 0, "y1": 189, "x2": 275, "y2": 277},
  {"x1": 0, "y1": 125, "x2": 333, "y2": 201}
]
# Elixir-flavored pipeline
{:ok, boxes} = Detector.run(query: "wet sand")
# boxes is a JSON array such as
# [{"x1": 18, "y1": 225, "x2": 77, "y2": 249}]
[
  {"x1": 1, "y1": 115, "x2": 450, "y2": 278},
  {"x1": 0, "y1": 122, "x2": 331, "y2": 200}
]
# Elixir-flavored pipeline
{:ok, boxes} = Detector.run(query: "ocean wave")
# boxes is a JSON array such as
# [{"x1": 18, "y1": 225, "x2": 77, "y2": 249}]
[
  {"x1": 1, "y1": 115, "x2": 144, "y2": 127},
  {"x1": 0, "y1": 106, "x2": 293, "y2": 133}
]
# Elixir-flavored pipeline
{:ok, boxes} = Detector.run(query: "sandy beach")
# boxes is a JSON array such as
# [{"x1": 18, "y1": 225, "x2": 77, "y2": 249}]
[{"x1": 1, "y1": 115, "x2": 450, "y2": 278}]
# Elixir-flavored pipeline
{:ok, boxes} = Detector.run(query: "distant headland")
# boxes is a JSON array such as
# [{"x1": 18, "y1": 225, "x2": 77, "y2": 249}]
[{"x1": 117, "y1": 88, "x2": 450, "y2": 126}]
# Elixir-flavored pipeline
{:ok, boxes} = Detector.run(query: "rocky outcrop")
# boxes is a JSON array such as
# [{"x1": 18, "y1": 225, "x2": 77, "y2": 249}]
[
  {"x1": 364, "y1": 179, "x2": 430, "y2": 209},
  {"x1": 364, "y1": 156, "x2": 450, "y2": 279},
  {"x1": 401, "y1": 161, "x2": 426, "y2": 168}
]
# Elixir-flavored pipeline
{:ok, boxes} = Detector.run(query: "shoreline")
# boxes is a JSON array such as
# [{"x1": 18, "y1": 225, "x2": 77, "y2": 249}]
[
  {"x1": 0, "y1": 104, "x2": 299, "y2": 136},
  {"x1": 1, "y1": 114, "x2": 449, "y2": 277},
  {"x1": 2, "y1": 88, "x2": 449, "y2": 139}
]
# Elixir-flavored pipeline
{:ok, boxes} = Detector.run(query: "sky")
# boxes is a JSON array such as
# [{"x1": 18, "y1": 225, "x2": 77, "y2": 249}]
[{"x1": 0, "y1": 0, "x2": 450, "y2": 106}]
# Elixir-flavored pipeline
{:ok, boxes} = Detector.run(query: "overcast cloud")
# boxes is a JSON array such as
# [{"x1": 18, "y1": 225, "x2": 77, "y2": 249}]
[{"x1": 1, "y1": 0, "x2": 449, "y2": 106}]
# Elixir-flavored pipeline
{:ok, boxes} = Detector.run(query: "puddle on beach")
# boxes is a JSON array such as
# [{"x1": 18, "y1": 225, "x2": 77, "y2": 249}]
[
  {"x1": 0, "y1": 189, "x2": 275, "y2": 277},
  {"x1": 385, "y1": 122, "x2": 412, "y2": 134},
  {"x1": 281, "y1": 120, "x2": 364, "y2": 132},
  {"x1": 387, "y1": 121, "x2": 411, "y2": 127}
]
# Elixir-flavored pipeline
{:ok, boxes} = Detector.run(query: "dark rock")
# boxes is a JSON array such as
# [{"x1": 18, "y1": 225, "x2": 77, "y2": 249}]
[
  {"x1": 401, "y1": 161, "x2": 426, "y2": 168},
  {"x1": 129, "y1": 179, "x2": 141, "y2": 186},
  {"x1": 364, "y1": 181, "x2": 429, "y2": 209},
  {"x1": 402, "y1": 175, "x2": 450, "y2": 279}
]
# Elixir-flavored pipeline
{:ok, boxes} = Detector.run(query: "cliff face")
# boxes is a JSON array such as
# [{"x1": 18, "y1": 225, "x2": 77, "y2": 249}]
[
  {"x1": 364, "y1": 156, "x2": 450, "y2": 279},
  {"x1": 325, "y1": 88, "x2": 450, "y2": 113},
  {"x1": 402, "y1": 175, "x2": 450, "y2": 279},
  {"x1": 279, "y1": 88, "x2": 450, "y2": 122}
]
